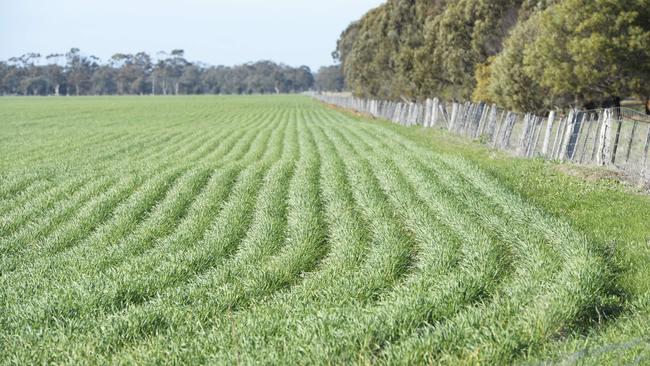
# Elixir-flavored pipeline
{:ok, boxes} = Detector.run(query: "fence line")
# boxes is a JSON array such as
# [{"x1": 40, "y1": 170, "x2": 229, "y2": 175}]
[{"x1": 310, "y1": 92, "x2": 650, "y2": 180}]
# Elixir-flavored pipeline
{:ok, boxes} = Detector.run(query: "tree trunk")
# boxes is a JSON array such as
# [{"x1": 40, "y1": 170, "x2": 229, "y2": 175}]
[{"x1": 645, "y1": 96, "x2": 649, "y2": 115}]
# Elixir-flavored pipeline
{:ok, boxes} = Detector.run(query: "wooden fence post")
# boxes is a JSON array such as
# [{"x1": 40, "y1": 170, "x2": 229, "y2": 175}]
[
  {"x1": 404, "y1": 103, "x2": 411, "y2": 125},
  {"x1": 423, "y1": 99, "x2": 432, "y2": 127},
  {"x1": 501, "y1": 112, "x2": 517, "y2": 149},
  {"x1": 596, "y1": 108, "x2": 613, "y2": 165},
  {"x1": 557, "y1": 111, "x2": 575, "y2": 160},
  {"x1": 559, "y1": 110, "x2": 576, "y2": 161},
  {"x1": 528, "y1": 116, "x2": 543, "y2": 157},
  {"x1": 431, "y1": 98, "x2": 440, "y2": 127},
  {"x1": 611, "y1": 109, "x2": 623, "y2": 164},
  {"x1": 476, "y1": 103, "x2": 489, "y2": 137},
  {"x1": 518, "y1": 114, "x2": 531, "y2": 156},
  {"x1": 460, "y1": 102, "x2": 471, "y2": 134},
  {"x1": 625, "y1": 121, "x2": 638, "y2": 164},
  {"x1": 590, "y1": 110, "x2": 604, "y2": 163},
  {"x1": 541, "y1": 111, "x2": 556, "y2": 157},
  {"x1": 643, "y1": 124, "x2": 650, "y2": 166},
  {"x1": 449, "y1": 103, "x2": 459, "y2": 131},
  {"x1": 485, "y1": 105, "x2": 498, "y2": 141},
  {"x1": 411, "y1": 103, "x2": 418, "y2": 126},
  {"x1": 552, "y1": 115, "x2": 566, "y2": 159},
  {"x1": 578, "y1": 113, "x2": 594, "y2": 164},
  {"x1": 568, "y1": 112, "x2": 586, "y2": 161},
  {"x1": 492, "y1": 111, "x2": 506, "y2": 147}
]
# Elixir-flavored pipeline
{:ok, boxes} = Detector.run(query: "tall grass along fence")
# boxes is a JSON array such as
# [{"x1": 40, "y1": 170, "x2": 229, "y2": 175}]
[{"x1": 312, "y1": 93, "x2": 650, "y2": 180}]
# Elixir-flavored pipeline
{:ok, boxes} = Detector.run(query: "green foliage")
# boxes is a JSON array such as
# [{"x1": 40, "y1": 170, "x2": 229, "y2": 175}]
[
  {"x1": 471, "y1": 56, "x2": 495, "y2": 104},
  {"x1": 336, "y1": 0, "x2": 650, "y2": 113},
  {"x1": 523, "y1": 0, "x2": 650, "y2": 106},
  {"x1": 488, "y1": 12, "x2": 554, "y2": 112},
  {"x1": 337, "y1": 0, "x2": 523, "y2": 101}
]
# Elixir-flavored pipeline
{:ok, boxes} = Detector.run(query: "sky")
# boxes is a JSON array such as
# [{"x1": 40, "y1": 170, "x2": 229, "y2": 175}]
[{"x1": 0, "y1": 0, "x2": 384, "y2": 71}]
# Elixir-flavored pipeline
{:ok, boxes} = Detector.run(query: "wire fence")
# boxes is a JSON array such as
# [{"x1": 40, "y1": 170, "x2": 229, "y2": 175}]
[{"x1": 311, "y1": 93, "x2": 650, "y2": 181}]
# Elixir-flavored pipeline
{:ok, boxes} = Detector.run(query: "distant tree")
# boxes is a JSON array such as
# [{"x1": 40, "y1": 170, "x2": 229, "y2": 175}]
[
  {"x1": 91, "y1": 65, "x2": 117, "y2": 95},
  {"x1": 111, "y1": 53, "x2": 134, "y2": 95},
  {"x1": 179, "y1": 64, "x2": 202, "y2": 94},
  {"x1": 0, "y1": 62, "x2": 7, "y2": 94},
  {"x1": 132, "y1": 52, "x2": 153, "y2": 95},
  {"x1": 0, "y1": 49, "x2": 319, "y2": 97},
  {"x1": 1, "y1": 62, "x2": 22, "y2": 95},
  {"x1": 65, "y1": 48, "x2": 98, "y2": 95},
  {"x1": 168, "y1": 49, "x2": 189, "y2": 95},
  {"x1": 20, "y1": 76, "x2": 48, "y2": 96},
  {"x1": 45, "y1": 54, "x2": 65, "y2": 95},
  {"x1": 283, "y1": 65, "x2": 314, "y2": 92},
  {"x1": 315, "y1": 65, "x2": 344, "y2": 92}
]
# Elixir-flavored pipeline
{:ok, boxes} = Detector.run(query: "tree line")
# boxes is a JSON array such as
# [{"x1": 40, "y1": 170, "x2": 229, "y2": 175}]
[
  {"x1": 0, "y1": 48, "x2": 339, "y2": 96},
  {"x1": 335, "y1": 0, "x2": 650, "y2": 114}
]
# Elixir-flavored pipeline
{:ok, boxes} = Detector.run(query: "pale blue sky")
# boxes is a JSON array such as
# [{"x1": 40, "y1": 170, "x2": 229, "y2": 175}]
[{"x1": 0, "y1": 0, "x2": 383, "y2": 70}]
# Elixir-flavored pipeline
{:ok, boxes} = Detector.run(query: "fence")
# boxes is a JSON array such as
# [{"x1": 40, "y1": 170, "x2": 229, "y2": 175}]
[{"x1": 311, "y1": 93, "x2": 650, "y2": 180}]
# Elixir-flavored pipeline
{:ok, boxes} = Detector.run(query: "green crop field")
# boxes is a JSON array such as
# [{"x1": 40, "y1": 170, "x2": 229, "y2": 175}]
[{"x1": 1, "y1": 96, "x2": 649, "y2": 365}]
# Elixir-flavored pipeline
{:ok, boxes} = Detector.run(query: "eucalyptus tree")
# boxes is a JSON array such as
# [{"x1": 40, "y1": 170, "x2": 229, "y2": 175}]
[
  {"x1": 523, "y1": 0, "x2": 650, "y2": 109},
  {"x1": 315, "y1": 65, "x2": 345, "y2": 92},
  {"x1": 45, "y1": 54, "x2": 65, "y2": 95},
  {"x1": 65, "y1": 48, "x2": 99, "y2": 95}
]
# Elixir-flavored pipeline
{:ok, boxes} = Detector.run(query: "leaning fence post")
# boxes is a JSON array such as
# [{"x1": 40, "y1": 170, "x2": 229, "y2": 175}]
[
  {"x1": 596, "y1": 108, "x2": 613, "y2": 165},
  {"x1": 643, "y1": 124, "x2": 650, "y2": 168},
  {"x1": 476, "y1": 103, "x2": 489, "y2": 137},
  {"x1": 528, "y1": 116, "x2": 543, "y2": 157},
  {"x1": 411, "y1": 102, "x2": 416, "y2": 125},
  {"x1": 423, "y1": 99, "x2": 432, "y2": 127},
  {"x1": 459, "y1": 102, "x2": 471, "y2": 135},
  {"x1": 485, "y1": 105, "x2": 498, "y2": 140},
  {"x1": 590, "y1": 110, "x2": 604, "y2": 163},
  {"x1": 415, "y1": 103, "x2": 422, "y2": 126},
  {"x1": 578, "y1": 113, "x2": 594, "y2": 164},
  {"x1": 552, "y1": 115, "x2": 567, "y2": 159},
  {"x1": 568, "y1": 112, "x2": 586, "y2": 161},
  {"x1": 439, "y1": 102, "x2": 449, "y2": 129},
  {"x1": 431, "y1": 98, "x2": 439, "y2": 127},
  {"x1": 492, "y1": 111, "x2": 505, "y2": 147},
  {"x1": 559, "y1": 110, "x2": 577, "y2": 160},
  {"x1": 404, "y1": 103, "x2": 411, "y2": 125},
  {"x1": 501, "y1": 112, "x2": 517, "y2": 149},
  {"x1": 541, "y1": 111, "x2": 556, "y2": 157},
  {"x1": 611, "y1": 108, "x2": 623, "y2": 164},
  {"x1": 461, "y1": 102, "x2": 472, "y2": 134},
  {"x1": 449, "y1": 103, "x2": 459, "y2": 131},
  {"x1": 560, "y1": 110, "x2": 575, "y2": 160},
  {"x1": 521, "y1": 114, "x2": 533, "y2": 156},
  {"x1": 625, "y1": 121, "x2": 638, "y2": 164}
]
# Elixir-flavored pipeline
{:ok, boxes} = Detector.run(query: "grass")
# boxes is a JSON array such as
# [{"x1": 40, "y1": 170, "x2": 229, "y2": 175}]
[{"x1": 0, "y1": 95, "x2": 649, "y2": 365}]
